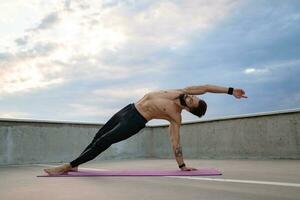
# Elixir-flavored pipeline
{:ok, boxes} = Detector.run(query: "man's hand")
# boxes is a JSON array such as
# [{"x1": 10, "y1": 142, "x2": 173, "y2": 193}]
[
  {"x1": 233, "y1": 88, "x2": 248, "y2": 99},
  {"x1": 180, "y1": 166, "x2": 198, "y2": 171}
]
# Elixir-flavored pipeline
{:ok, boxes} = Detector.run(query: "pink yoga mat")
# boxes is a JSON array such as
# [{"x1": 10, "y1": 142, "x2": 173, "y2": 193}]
[{"x1": 37, "y1": 168, "x2": 222, "y2": 177}]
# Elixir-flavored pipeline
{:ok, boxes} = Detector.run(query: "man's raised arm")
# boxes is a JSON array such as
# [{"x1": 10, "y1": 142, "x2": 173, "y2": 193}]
[
  {"x1": 168, "y1": 122, "x2": 197, "y2": 171},
  {"x1": 182, "y1": 84, "x2": 248, "y2": 98}
]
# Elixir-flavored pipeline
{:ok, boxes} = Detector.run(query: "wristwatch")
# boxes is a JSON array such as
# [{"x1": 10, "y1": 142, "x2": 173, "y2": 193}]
[{"x1": 228, "y1": 87, "x2": 234, "y2": 95}]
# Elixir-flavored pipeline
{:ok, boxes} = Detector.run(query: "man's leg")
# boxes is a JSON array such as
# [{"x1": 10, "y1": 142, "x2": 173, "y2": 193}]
[
  {"x1": 69, "y1": 119, "x2": 140, "y2": 168},
  {"x1": 75, "y1": 103, "x2": 135, "y2": 157},
  {"x1": 68, "y1": 114, "x2": 120, "y2": 171},
  {"x1": 76, "y1": 113, "x2": 120, "y2": 157},
  {"x1": 44, "y1": 120, "x2": 142, "y2": 175},
  {"x1": 43, "y1": 103, "x2": 146, "y2": 175},
  {"x1": 43, "y1": 111, "x2": 122, "y2": 175}
]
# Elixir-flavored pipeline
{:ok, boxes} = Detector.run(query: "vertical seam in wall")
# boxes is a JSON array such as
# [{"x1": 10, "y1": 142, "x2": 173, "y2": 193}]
[
  {"x1": 294, "y1": 116, "x2": 300, "y2": 158},
  {"x1": 151, "y1": 126, "x2": 154, "y2": 158},
  {"x1": 7, "y1": 127, "x2": 13, "y2": 164}
]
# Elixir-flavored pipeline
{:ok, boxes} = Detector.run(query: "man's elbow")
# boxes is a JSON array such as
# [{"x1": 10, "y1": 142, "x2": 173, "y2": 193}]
[
  {"x1": 172, "y1": 142, "x2": 181, "y2": 150},
  {"x1": 201, "y1": 84, "x2": 210, "y2": 93}
]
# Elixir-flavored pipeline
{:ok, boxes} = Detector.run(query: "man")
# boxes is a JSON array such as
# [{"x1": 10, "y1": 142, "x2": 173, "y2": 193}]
[{"x1": 44, "y1": 84, "x2": 247, "y2": 175}]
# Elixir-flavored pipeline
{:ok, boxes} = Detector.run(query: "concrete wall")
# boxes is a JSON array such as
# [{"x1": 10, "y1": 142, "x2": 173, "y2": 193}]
[
  {"x1": 0, "y1": 109, "x2": 299, "y2": 165},
  {"x1": 0, "y1": 121, "x2": 152, "y2": 165},
  {"x1": 151, "y1": 109, "x2": 300, "y2": 160}
]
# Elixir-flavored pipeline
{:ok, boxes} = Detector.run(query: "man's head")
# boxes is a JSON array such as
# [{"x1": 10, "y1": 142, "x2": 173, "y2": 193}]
[{"x1": 179, "y1": 94, "x2": 207, "y2": 117}]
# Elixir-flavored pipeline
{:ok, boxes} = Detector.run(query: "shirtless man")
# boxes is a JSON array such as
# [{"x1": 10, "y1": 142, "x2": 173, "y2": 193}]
[{"x1": 44, "y1": 84, "x2": 247, "y2": 175}]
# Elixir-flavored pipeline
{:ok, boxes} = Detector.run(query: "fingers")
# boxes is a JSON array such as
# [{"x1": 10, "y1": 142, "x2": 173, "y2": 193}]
[
  {"x1": 235, "y1": 95, "x2": 247, "y2": 99},
  {"x1": 182, "y1": 167, "x2": 198, "y2": 171},
  {"x1": 233, "y1": 88, "x2": 247, "y2": 99}
]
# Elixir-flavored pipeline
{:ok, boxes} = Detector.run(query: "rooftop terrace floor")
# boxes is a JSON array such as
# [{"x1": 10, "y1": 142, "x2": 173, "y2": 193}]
[{"x1": 0, "y1": 159, "x2": 299, "y2": 200}]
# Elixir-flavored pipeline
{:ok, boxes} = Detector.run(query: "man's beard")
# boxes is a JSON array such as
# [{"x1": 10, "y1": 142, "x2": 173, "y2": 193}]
[{"x1": 179, "y1": 94, "x2": 187, "y2": 107}]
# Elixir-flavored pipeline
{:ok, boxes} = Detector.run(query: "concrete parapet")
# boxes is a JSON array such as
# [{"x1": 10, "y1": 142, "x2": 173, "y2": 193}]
[{"x1": 0, "y1": 109, "x2": 299, "y2": 165}]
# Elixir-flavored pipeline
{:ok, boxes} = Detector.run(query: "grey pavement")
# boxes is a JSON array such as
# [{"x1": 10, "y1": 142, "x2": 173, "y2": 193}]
[{"x1": 0, "y1": 159, "x2": 299, "y2": 200}]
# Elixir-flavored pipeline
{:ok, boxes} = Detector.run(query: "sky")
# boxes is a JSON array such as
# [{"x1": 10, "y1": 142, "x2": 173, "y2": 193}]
[{"x1": 0, "y1": 0, "x2": 299, "y2": 126}]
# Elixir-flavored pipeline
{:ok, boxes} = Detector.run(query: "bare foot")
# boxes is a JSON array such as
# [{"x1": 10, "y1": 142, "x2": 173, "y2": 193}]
[
  {"x1": 44, "y1": 163, "x2": 72, "y2": 176},
  {"x1": 70, "y1": 166, "x2": 78, "y2": 172}
]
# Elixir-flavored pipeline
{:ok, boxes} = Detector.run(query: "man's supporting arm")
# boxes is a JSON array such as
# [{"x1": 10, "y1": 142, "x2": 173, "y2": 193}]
[{"x1": 168, "y1": 122, "x2": 185, "y2": 167}]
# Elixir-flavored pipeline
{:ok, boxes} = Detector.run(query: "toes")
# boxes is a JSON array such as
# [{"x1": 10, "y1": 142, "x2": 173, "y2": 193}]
[
  {"x1": 44, "y1": 169, "x2": 51, "y2": 175},
  {"x1": 43, "y1": 167, "x2": 70, "y2": 176}
]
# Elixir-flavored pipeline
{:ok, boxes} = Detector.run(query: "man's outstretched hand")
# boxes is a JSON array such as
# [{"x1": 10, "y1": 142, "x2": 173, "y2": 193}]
[
  {"x1": 233, "y1": 88, "x2": 248, "y2": 99},
  {"x1": 180, "y1": 166, "x2": 198, "y2": 171}
]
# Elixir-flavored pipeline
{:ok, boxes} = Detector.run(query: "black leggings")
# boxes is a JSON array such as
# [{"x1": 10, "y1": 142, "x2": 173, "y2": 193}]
[{"x1": 70, "y1": 103, "x2": 148, "y2": 168}]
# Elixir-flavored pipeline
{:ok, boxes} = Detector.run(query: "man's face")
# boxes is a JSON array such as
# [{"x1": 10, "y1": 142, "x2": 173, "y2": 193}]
[{"x1": 184, "y1": 95, "x2": 200, "y2": 110}]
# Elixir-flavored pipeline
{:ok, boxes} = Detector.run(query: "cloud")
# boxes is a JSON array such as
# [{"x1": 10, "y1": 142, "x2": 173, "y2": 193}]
[
  {"x1": 243, "y1": 59, "x2": 300, "y2": 78},
  {"x1": 62, "y1": 84, "x2": 159, "y2": 121},
  {"x1": 67, "y1": 103, "x2": 117, "y2": 117},
  {"x1": 15, "y1": 36, "x2": 29, "y2": 46},
  {"x1": 35, "y1": 12, "x2": 60, "y2": 30},
  {"x1": 2, "y1": 0, "x2": 264, "y2": 125},
  {"x1": 92, "y1": 85, "x2": 157, "y2": 99},
  {"x1": 64, "y1": 0, "x2": 72, "y2": 11},
  {"x1": 70, "y1": 84, "x2": 159, "y2": 106},
  {"x1": 116, "y1": 0, "x2": 238, "y2": 48},
  {"x1": 0, "y1": 111, "x2": 31, "y2": 119},
  {"x1": 0, "y1": 52, "x2": 12, "y2": 60},
  {"x1": 0, "y1": 1, "x2": 66, "y2": 51},
  {"x1": 243, "y1": 68, "x2": 269, "y2": 75},
  {"x1": 0, "y1": 0, "x2": 238, "y2": 97},
  {"x1": 0, "y1": 52, "x2": 64, "y2": 95}
]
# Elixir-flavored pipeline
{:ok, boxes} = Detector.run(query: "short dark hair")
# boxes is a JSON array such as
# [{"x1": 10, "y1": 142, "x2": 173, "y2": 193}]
[{"x1": 190, "y1": 99, "x2": 207, "y2": 117}]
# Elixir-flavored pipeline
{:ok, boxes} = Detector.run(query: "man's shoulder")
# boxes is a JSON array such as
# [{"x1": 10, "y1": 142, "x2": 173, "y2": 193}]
[{"x1": 167, "y1": 102, "x2": 182, "y2": 124}]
